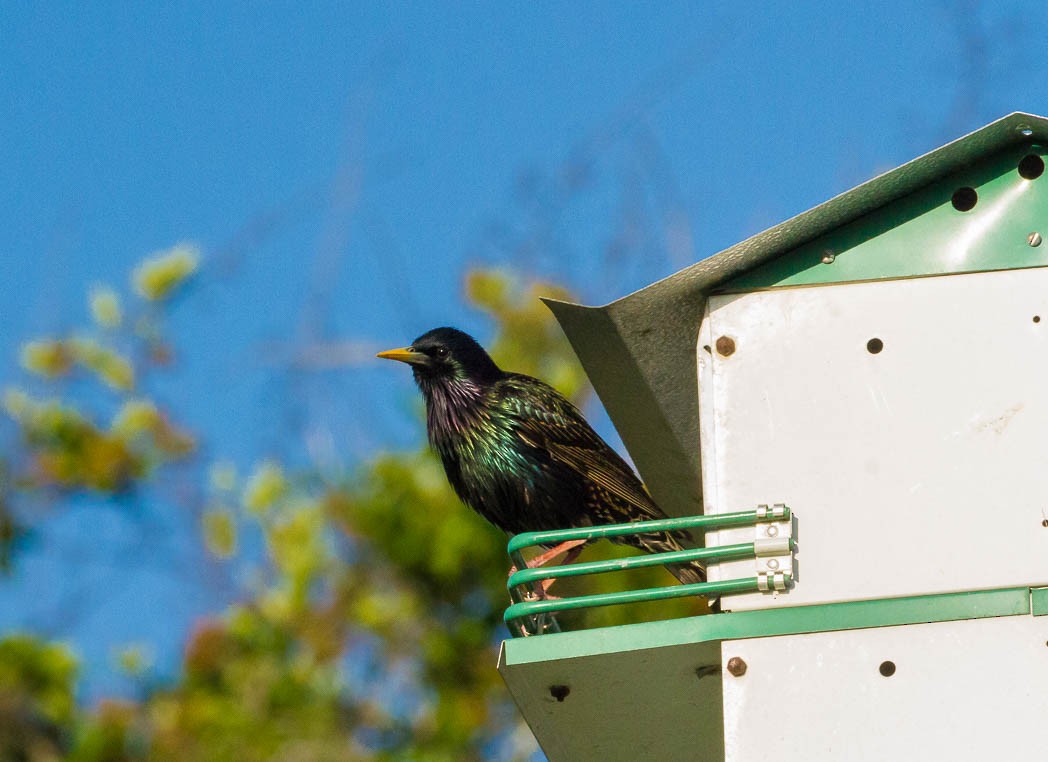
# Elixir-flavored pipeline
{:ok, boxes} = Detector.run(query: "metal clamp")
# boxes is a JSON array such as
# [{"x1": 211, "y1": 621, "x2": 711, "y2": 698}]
[
  {"x1": 754, "y1": 504, "x2": 793, "y2": 591},
  {"x1": 755, "y1": 503, "x2": 789, "y2": 521},
  {"x1": 757, "y1": 572, "x2": 790, "y2": 591}
]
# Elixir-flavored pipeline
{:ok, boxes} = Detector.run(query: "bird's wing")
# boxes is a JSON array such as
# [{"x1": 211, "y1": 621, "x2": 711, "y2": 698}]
[{"x1": 501, "y1": 374, "x2": 666, "y2": 522}]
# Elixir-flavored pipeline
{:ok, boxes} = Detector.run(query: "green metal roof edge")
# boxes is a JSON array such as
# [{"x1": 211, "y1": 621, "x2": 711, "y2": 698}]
[
  {"x1": 501, "y1": 586, "x2": 1033, "y2": 666},
  {"x1": 544, "y1": 112, "x2": 1048, "y2": 518}
]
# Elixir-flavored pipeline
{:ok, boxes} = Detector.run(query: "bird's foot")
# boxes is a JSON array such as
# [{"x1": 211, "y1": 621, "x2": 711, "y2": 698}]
[{"x1": 522, "y1": 589, "x2": 561, "y2": 602}]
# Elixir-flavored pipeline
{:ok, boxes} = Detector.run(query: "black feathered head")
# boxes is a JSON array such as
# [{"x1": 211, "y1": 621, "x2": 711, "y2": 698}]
[{"x1": 376, "y1": 327, "x2": 502, "y2": 387}]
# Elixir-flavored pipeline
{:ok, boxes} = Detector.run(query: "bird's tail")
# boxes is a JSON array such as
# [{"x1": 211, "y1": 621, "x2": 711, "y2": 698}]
[{"x1": 663, "y1": 559, "x2": 706, "y2": 585}]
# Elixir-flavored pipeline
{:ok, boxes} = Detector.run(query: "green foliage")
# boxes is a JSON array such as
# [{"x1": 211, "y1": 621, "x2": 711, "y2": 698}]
[
  {"x1": 20, "y1": 337, "x2": 136, "y2": 391},
  {"x1": 0, "y1": 635, "x2": 79, "y2": 726},
  {"x1": 132, "y1": 243, "x2": 200, "y2": 302},
  {"x1": 0, "y1": 635, "x2": 78, "y2": 760},
  {"x1": 89, "y1": 287, "x2": 123, "y2": 330},
  {"x1": 241, "y1": 462, "x2": 287, "y2": 516},
  {"x1": 201, "y1": 508, "x2": 238, "y2": 559},
  {"x1": 1, "y1": 262, "x2": 708, "y2": 760},
  {"x1": 3, "y1": 255, "x2": 198, "y2": 497},
  {"x1": 2, "y1": 391, "x2": 192, "y2": 493}
]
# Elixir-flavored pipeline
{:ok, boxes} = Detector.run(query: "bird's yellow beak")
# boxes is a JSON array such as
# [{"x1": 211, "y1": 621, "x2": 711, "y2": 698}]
[{"x1": 376, "y1": 346, "x2": 428, "y2": 365}]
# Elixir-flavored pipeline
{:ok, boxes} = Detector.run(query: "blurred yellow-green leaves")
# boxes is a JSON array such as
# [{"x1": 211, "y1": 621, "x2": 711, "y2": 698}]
[
  {"x1": 131, "y1": 243, "x2": 200, "y2": 301},
  {"x1": 1, "y1": 262, "x2": 692, "y2": 761},
  {"x1": 89, "y1": 286, "x2": 123, "y2": 329}
]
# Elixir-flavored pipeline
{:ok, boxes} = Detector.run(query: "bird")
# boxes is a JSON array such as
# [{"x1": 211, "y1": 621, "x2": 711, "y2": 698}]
[{"x1": 376, "y1": 326, "x2": 705, "y2": 592}]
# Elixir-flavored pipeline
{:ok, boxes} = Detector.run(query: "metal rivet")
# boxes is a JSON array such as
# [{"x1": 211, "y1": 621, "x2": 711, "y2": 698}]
[
  {"x1": 1041, "y1": 518, "x2": 1048, "y2": 527},
  {"x1": 726, "y1": 657, "x2": 747, "y2": 677},
  {"x1": 767, "y1": 558, "x2": 779, "y2": 570},
  {"x1": 821, "y1": 251, "x2": 836, "y2": 264},
  {"x1": 1019, "y1": 126, "x2": 1034, "y2": 137},
  {"x1": 715, "y1": 336, "x2": 736, "y2": 357},
  {"x1": 1028, "y1": 232, "x2": 1042, "y2": 247},
  {"x1": 879, "y1": 661, "x2": 896, "y2": 677},
  {"x1": 549, "y1": 685, "x2": 570, "y2": 702},
  {"x1": 766, "y1": 525, "x2": 779, "y2": 537}
]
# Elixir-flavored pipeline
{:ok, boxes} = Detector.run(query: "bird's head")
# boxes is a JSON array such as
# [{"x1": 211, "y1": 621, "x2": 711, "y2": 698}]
[{"x1": 376, "y1": 327, "x2": 502, "y2": 391}]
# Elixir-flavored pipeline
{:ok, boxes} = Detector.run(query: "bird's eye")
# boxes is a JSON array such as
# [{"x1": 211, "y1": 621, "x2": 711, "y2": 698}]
[{"x1": 434, "y1": 346, "x2": 449, "y2": 359}]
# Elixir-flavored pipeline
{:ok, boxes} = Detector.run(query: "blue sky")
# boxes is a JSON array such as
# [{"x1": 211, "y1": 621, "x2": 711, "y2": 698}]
[{"x1": 1, "y1": 1, "x2": 1045, "y2": 699}]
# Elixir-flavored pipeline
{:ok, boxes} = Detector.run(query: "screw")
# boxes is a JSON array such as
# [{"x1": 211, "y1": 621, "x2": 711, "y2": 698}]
[
  {"x1": 1041, "y1": 519, "x2": 1048, "y2": 527},
  {"x1": 821, "y1": 251, "x2": 836, "y2": 264},
  {"x1": 726, "y1": 657, "x2": 747, "y2": 677},
  {"x1": 1028, "y1": 232, "x2": 1043, "y2": 247},
  {"x1": 879, "y1": 661, "x2": 896, "y2": 677},
  {"x1": 549, "y1": 685, "x2": 570, "y2": 702},
  {"x1": 715, "y1": 336, "x2": 736, "y2": 357},
  {"x1": 766, "y1": 525, "x2": 779, "y2": 537}
]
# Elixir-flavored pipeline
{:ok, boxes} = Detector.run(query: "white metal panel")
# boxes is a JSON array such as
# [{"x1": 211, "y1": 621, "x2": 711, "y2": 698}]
[
  {"x1": 721, "y1": 614, "x2": 1048, "y2": 760},
  {"x1": 700, "y1": 269, "x2": 1048, "y2": 609}
]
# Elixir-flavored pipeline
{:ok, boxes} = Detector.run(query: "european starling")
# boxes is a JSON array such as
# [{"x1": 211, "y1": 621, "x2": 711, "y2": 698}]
[{"x1": 377, "y1": 327, "x2": 705, "y2": 588}]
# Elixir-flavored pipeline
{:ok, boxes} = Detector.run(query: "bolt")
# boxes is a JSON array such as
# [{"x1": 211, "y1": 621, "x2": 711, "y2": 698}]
[
  {"x1": 715, "y1": 336, "x2": 736, "y2": 357},
  {"x1": 766, "y1": 525, "x2": 779, "y2": 537},
  {"x1": 1028, "y1": 232, "x2": 1043, "y2": 247},
  {"x1": 821, "y1": 251, "x2": 836, "y2": 264},
  {"x1": 549, "y1": 685, "x2": 570, "y2": 702},
  {"x1": 726, "y1": 657, "x2": 747, "y2": 677}
]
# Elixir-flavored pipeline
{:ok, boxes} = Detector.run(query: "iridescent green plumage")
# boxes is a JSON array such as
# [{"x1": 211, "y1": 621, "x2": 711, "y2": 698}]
[{"x1": 377, "y1": 327, "x2": 705, "y2": 585}]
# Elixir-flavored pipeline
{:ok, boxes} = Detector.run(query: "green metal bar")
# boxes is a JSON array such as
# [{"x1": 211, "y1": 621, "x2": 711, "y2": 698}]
[
  {"x1": 507, "y1": 549, "x2": 564, "y2": 636},
  {"x1": 1032, "y1": 587, "x2": 1048, "y2": 616},
  {"x1": 503, "y1": 586, "x2": 1033, "y2": 662},
  {"x1": 507, "y1": 542, "x2": 765, "y2": 591},
  {"x1": 507, "y1": 548, "x2": 530, "y2": 604},
  {"x1": 504, "y1": 576, "x2": 782, "y2": 627},
  {"x1": 506, "y1": 508, "x2": 790, "y2": 555}
]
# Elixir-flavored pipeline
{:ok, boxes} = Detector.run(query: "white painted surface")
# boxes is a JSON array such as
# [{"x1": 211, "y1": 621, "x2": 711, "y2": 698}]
[
  {"x1": 700, "y1": 269, "x2": 1048, "y2": 609},
  {"x1": 721, "y1": 615, "x2": 1048, "y2": 760}
]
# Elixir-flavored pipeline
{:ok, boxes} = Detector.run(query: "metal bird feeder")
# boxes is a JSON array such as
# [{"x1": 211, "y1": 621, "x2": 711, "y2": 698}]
[{"x1": 498, "y1": 112, "x2": 1048, "y2": 761}]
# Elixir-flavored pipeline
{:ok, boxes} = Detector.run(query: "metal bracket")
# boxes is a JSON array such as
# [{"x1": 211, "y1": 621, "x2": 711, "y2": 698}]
[
  {"x1": 755, "y1": 503, "x2": 789, "y2": 521},
  {"x1": 755, "y1": 503, "x2": 793, "y2": 592}
]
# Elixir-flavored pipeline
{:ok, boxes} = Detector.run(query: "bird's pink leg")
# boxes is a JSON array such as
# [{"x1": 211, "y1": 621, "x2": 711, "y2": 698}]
[
  {"x1": 508, "y1": 539, "x2": 589, "y2": 600},
  {"x1": 538, "y1": 544, "x2": 584, "y2": 594},
  {"x1": 526, "y1": 538, "x2": 588, "y2": 569}
]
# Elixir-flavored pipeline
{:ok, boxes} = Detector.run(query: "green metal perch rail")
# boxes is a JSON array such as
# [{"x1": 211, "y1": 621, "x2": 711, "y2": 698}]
[{"x1": 505, "y1": 505, "x2": 794, "y2": 637}]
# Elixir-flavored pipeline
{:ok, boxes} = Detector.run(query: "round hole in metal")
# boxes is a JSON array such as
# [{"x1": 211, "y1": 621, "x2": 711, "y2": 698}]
[
  {"x1": 1018, "y1": 154, "x2": 1045, "y2": 180},
  {"x1": 951, "y1": 187, "x2": 978, "y2": 212}
]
